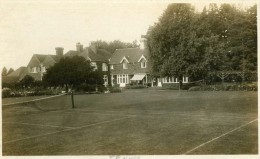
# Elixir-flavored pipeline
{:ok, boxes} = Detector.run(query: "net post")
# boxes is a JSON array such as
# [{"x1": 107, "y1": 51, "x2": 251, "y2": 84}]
[{"x1": 71, "y1": 91, "x2": 75, "y2": 109}]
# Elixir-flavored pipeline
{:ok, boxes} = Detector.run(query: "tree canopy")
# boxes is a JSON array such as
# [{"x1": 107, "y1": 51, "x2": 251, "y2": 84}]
[
  {"x1": 90, "y1": 40, "x2": 139, "y2": 53},
  {"x1": 19, "y1": 75, "x2": 35, "y2": 88},
  {"x1": 43, "y1": 56, "x2": 102, "y2": 91},
  {"x1": 147, "y1": 3, "x2": 257, "y2": 81},
  {"x1": 2, "y1": 67, "x2": 8, "y2": 76}
]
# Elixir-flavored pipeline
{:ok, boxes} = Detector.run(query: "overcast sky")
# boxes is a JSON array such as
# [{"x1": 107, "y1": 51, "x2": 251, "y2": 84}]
[{"x1": 0, "y1": 0, "x2": 257, "y2": 70}]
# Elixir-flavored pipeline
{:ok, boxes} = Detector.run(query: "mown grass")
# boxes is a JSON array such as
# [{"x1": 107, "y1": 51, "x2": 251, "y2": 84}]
[{"x1": 2, "y1": 90, "x2": 258, "y2": 155}]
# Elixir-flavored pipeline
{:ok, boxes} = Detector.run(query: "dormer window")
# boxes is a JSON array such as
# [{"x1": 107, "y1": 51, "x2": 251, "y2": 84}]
[
  {"x1": 123, "y1": 61, "x2": 128, "y2": 69},
  {"x1": 141, "y1": 60, "x2": 147, "y2": 68},
  {"x1": 138, "y1": 55, "x2": 147, "y2": 69}
]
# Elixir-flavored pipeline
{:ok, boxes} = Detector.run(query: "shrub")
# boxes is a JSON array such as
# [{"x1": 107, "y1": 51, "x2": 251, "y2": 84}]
[
  {"x1": 108, "y1": 86, "x2": 122, "y2": 93},
  {"x1": 188, "y1": 86, "x2": 202, "y2": 91},
  {"x1": 125, "y1": 85, "x2": 147, "y2": 89},
  {"x1": 161, "y1": 83, "x2": 179, "y2": 90},
  {"x1": 97, "y1": 85, "x2": 106, "y2": 93},
  {"x1": 2, "y1": 88, "x2": 12, "y2": 98}
]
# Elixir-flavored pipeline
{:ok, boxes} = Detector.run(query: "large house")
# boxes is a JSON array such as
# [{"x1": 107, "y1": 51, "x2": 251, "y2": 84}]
[
  {"x1": 109, "y1": 36, "x2": 189, "y2": 87},
  {"x1": 3, "y1": 38, "x2": 189, "y2": 88},
  {"x1": 3, "y1": 43, "x2": 112, "y2": 86}
]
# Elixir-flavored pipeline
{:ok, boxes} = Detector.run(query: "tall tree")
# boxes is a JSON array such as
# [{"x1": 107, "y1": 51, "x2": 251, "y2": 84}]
[
  {"x1": 2, "y1": 67, "x2": 8, "y2": 76},
  {"x1": 147, "y1": 3, "x2": 256, "y2": 82}
]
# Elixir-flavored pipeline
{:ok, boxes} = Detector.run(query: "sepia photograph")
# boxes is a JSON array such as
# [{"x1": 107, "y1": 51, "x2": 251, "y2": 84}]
[{"x1": 0, "y1": 0, "x2": 258, "y2": 158}]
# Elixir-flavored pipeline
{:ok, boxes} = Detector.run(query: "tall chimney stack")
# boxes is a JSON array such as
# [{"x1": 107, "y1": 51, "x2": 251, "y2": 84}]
[
  {"x1": 55, "y1": 47, "x2": 64, "y2": 56},
  {"x1": 76, "y1": 42, "x2": 83, "y2": 52},
  {"x1": 140, "y1": 35, "x2": 147, "y2": 50}
]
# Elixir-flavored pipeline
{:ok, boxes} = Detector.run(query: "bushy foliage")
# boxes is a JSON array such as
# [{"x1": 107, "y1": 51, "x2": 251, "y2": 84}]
[
  {"x1": 90, "y1": 40, "x2": 139, "y2": 53},
  {"x1": 108, "y1": 86, "x2": 122, "y2": 93},
  {"x1": 19, "y1": 75, "x2": 35, "y2": 88},
  {"x1": 147, "y1": 4, "x2": 257, "y2": 82},
  {"x1": 43, "y1": 56, "x2": 103, "y2": 92}
]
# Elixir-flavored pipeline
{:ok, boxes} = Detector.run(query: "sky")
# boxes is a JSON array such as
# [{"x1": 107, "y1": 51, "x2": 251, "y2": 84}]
[{"x1": 0, "y1": 0, "x2": 257, "y2": 70}]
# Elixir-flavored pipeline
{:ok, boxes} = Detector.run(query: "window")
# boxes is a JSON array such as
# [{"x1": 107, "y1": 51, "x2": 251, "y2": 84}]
[
  {"x1": 102, "y1": 63, "x2": 108, "y2": 71},
  {"x1": 141, "y1": 61, "x2": 147, "y2": 68},
  {"x1": 117, "y1": 74, "x2": 128, "y2": 84},
  {"x1": 110, "y1": 64, "x2": 114, "y2": 70},
  {"x1": 183, "y1": 76, "x2": 189, "y2": 83},
  {"x1": 91, "y1": 62, "x2": 97, "y2": 70},
  {"x1": 123, "y1": 61, "x2": 128, "y2": 69},
  {"x1": 31, "y1": 67, "x2": 37, "y2": 73}
]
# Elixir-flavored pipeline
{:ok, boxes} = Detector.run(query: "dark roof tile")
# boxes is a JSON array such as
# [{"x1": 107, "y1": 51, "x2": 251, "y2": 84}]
[{"x1": 110, "y1": 48, "x2": 149, "y2": 64}]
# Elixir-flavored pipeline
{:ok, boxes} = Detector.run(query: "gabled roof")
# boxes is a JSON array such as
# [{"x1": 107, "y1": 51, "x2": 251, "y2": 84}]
[
  {"x1": 109, "y1": 48, "x2": 149, "y2": 64},
  {"x1": 138, "y1": 54, "x2": 147, "y2": 62},
  {"x1": 27, "y1": 54, "x2": 62, "y2": 67},
  {"x1": 120, "y1": 56, "x2": 130, "y2": 63},
  {"x1": 34, "y1": 54, "x2": 46, "y2": 63},
  {"x1": 7, "y1": 66, "x2": 27, "y2": 77},
  {"x1": 2, "y1": 67, "x2": 28, "y2": 83},
  {"x1": 49, "y1": 55, "x2": 62, "y2": 62}
]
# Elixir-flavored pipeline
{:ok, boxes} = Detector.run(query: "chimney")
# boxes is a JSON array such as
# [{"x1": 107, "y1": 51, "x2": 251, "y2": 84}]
[
  {"x1": 55, "y1": 47, "x2": 64, "y2": 56},
  {"x1": 140, "y1": 35, "x2": 147, "y2": 50},
  {"x1": 76, "y1": 42, "x2": 83, "y2": 52}
]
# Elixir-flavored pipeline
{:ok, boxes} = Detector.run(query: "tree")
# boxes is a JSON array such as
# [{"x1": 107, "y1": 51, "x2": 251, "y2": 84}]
[
  {"x1": 19, "y1": 75, "x2": 35, "y2": 88},
  {"x1": 43, "y1": 56, "x2": 99, "y2": 92},
  {"x1": 90, "y1": 40, "x2": 139, "y2": 53},
  {"x1": 2, "y1": 67, "x2": 7, "y2": 76},
  {"x1": 147, "y1": 3, "x2": 256, "y2": 82},
  {"x1": 148, "y1": 4, "x2": 207, "y2": 80},
  {"x1": 7, "y1": 68, "x2": 14, "y2": 75}
]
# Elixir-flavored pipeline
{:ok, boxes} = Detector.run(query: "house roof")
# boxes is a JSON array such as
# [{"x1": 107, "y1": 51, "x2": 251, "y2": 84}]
[
  {"x1": 49, "y1": 55, "x2": 62, "y2": 62},
  {"x1": 96, "y1": 49, "x2": 112, "y2": 60},
  {"x1": 109, "y1": 48, "x2": 149, "y2": 64},
  {"x1": 64, "y1": 47, "x2": 112, "y2": 62},
  {"x1": 34, "y1": 54, "x2": 46, "y2": 63},
  {"x1": 2, "y1": 67, "x2": 28, "y2": 83},
  {"x1": 27, "y1": 54, "x2": 62, "y2": 67}
]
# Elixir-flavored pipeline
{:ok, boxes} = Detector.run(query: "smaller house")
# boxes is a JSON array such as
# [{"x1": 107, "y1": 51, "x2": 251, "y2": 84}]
[{"x1": 109, "y1": 36, "x2": 152, "y2": 87}]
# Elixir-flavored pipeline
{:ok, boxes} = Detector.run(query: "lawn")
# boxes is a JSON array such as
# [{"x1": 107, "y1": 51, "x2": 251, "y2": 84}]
[{"x1": 2, "y1": 90, "x2": 258, "y2": 155}]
